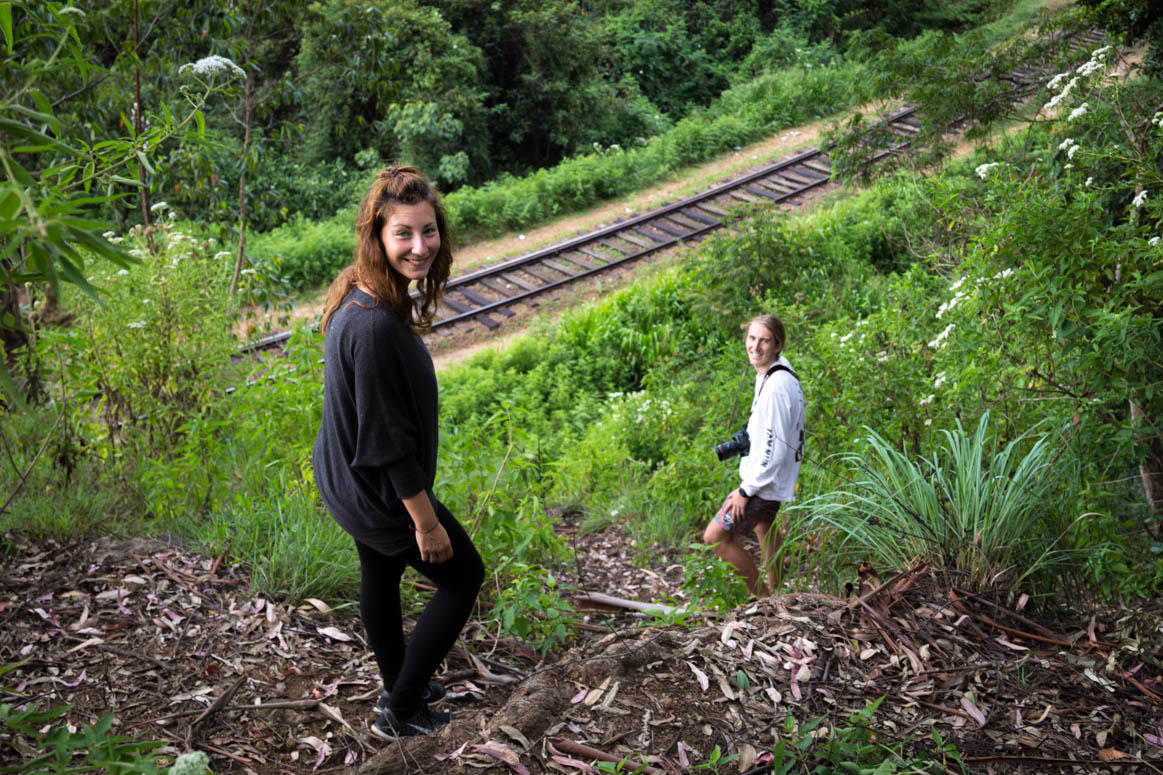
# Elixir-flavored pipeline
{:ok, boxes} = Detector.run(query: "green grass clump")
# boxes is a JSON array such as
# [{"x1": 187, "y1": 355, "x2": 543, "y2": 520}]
[
  {"x1": 197, "y1": 486, "x2": 359, "y2": 604},
  {"x1": 802, "y1": 413, "x2": 1084, "y2": 592}
]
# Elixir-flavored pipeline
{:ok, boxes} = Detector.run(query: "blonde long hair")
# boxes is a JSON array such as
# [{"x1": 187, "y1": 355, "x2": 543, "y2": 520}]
[{"x1": 321, "y1": 166, "x2": 453, "y2": 334}]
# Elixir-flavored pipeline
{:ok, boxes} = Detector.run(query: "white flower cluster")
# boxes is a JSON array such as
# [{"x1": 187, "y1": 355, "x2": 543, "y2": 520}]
[
  {"x1": 179, "y1": 55, "x2": 246, "y2": 79},
  {"x1": 150, "y1": 201, "x2": 169, "y2": 214},
  {"x1": 975, "y1": 162, "x2": 999, "y2": 180},
  {"x1": 1046, "y1": 46, "x2": 1112, "y2": 112},
  {"x1": 1133, "y1": 190, "x2": 1148, "y2": 209},
  {"x1": 1068, "y1": 102, "x2": 1089, "y2": 121},
  {"x1": 633, "y1": 397, "x2": 673, "y2": 425},
  {"x1": 928, "y1": 323, "x2": 955, "y2": 349},
  {"x1": 937, "y1": 269, "x2": 1015, "y2": 321},
  {"x1": 1153, "y1": 112, "x2": 1163, "y2": 128},
  {"x1": 167, "y1": 751, "x2": 210, "y2": 775},
  {"x1": 1149, "y1": 236, "x2": 1160, "y2": 247},
  {"x1": 1044, "y1": 76, "x2": 1078, "y2": 112},
  {"x1": 919, "y1": 394, "x2": 935, "y2": 408},
  {"x1": 934, "y1": 371, "x2": 947, "y2": 389}
]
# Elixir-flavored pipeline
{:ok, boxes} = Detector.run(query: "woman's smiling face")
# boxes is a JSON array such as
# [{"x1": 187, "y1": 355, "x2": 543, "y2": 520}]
[{"x1": 380, "y1": 202, "x2": 440, "y2": 284}]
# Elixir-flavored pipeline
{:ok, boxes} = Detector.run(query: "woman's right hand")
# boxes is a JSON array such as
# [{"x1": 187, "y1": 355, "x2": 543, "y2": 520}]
[{"x1": 416, "y1": 522, "x2": 453, "y2": 564}]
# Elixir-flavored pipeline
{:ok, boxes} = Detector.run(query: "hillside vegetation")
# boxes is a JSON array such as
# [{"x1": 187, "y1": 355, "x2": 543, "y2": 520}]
[{"x1": 2, "y1": 0, "x2": 1163, "y2": 768}]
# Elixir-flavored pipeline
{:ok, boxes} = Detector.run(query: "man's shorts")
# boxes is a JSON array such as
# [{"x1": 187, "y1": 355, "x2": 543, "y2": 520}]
[{"x1": 714, "y1": 493, "x2": 782, "y2": 535}]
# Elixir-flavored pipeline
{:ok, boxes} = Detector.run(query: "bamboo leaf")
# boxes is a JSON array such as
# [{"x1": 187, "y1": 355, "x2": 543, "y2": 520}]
[{"x1": 0, "y1": 3, "x2": 11, "y2": 54}]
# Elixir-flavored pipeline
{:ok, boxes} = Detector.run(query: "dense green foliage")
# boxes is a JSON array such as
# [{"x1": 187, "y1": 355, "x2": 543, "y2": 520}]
[{"x1": 5, "y1": 0, "x2": 1162, "y2": 665}]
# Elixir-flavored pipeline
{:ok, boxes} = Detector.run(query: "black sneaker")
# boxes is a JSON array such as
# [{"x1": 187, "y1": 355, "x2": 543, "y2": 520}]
[
  {"x1": 376, "y1": 682, "x2": 447, "y2": 713},
  {"x1": 371, "y1": 705, "x2": 453, "y2": 741}
]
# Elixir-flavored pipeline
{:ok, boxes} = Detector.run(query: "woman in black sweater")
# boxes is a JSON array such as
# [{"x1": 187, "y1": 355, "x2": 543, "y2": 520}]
[{"x1": 313, "y1": 167, "x2": 484, "y2": 741}]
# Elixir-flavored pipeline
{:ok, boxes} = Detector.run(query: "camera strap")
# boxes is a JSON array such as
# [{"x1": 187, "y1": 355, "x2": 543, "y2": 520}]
[{"x1": 754, "y1": 363, "x2": 799, "y2": 408}]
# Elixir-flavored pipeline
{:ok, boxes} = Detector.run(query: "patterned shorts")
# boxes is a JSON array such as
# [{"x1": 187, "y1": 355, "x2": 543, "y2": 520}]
[{"x1": 714, "y1": 494, "x2": 782, "y2": 535}]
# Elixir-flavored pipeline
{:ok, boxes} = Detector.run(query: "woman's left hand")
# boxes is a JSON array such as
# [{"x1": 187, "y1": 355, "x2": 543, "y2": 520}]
[{"x1": 416, "y1": 522, "x2": 453, "y2": 564}]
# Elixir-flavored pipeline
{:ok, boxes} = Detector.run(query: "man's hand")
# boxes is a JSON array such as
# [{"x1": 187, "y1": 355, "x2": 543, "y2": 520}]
[{"x1": 727, "y1": 488, "x2": 749, "y2": 518}]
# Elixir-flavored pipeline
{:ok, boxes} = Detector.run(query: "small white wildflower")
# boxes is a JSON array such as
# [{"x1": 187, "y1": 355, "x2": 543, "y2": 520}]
[
  {"x1": 876, "y1": 351, "x2": 888, "y2": 362},
  {"x1": 993, "y1": 268, "x2": 1014, "y2": 280},
  {"x1": 1058, "y1": 137, "x2": 1077, "y2": 152},
  {"x1": 116, "y1": 269, "x2": 129, "y2": 276},
  {"x1": 1132, "y1": 190, "x2": 1148, "y2": 208},
  {"x1": 103, "y1": 230, "x2": 116, "y2": 239},
  {"x1": 1044, "y1": 77, "x2": 1078, "y2": 111},
  {"x1": 150, "y1": 201, "x2": 169, "y2": 213},
  {"x1": 928, "y1": 323, "x2": 955, "y2": 349},
  {"x1": 1067, "y1": 103, "x2": 1089, "y2": 121},
  {"x1": 1085, "y1": 177, "x2": 1094, "y2": 186},
  {"x1": 925, "y1": 418, "x2": 932, "y2": 426},
  {"x1": 58, "y1": 6, "x2": 85, "y2": 19},
  {"x1": 1149, "y1": 236, "x2": 1160, "y2": 247},
  {"x1": 1077, "y1": 59, "x2": 1103, "y2": 77},
  {"x1": 214, "y1": 251, "x2": 231, "y2": 261},
  {"x1": 1153, "y1": 112, "x2": 1163, "y2": 128},
  {"x1": 167, "y1": 750, "x2": 209, "y2": 775},
  {"x1": 934, "y1": 371, "x2": 947, "y2": 390},
  {"x1": 179, "y1": 55, "x2": 246, "y2": 79},
  {"x1": 1064, "y1": 163, "x2": 1073, "y2": 169},
  {"x1": 949, "y1": 277, "x2": 965, "y2": 292},
  {"x1": 839, "y1": 331, "x2": 855, "y2": 344},
  {"x1": 919, "y1": 394, "x2": 935, "y2": 407},
  {"x1": 127, "y1": 320, "x2": 146, "y2": 329},
  {"x1": 976, "y1": 162, "x2": 999, "y2": 180},
  {"x1": 1091, "y1": 45, "x2": 1112, "y2": 59},
  {"x1": 128, "y1": 249, "x2": 145, "y2": 259},
  {"x1": 1046, "y1": 72, "x2": 1069, "y2": 91}
]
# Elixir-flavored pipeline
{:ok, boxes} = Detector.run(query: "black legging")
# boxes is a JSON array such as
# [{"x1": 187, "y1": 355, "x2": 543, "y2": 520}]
[{"x1": 354, "y1": 504, "x2": 484, "y2": 715}]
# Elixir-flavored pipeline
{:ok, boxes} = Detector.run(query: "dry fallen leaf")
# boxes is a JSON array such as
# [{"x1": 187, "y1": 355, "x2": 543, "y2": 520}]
[
  {"x1": 687, "y1": 661, "x2": 709, "y2": 692},
  {"x1": 315, "y1": 626, "x2": 351, "y2": 642}
]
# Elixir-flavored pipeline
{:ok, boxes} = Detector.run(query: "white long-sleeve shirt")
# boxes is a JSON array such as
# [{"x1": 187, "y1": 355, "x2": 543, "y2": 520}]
[{"x1": 739, "y1": 355, "x2": 805, "y2": 502}]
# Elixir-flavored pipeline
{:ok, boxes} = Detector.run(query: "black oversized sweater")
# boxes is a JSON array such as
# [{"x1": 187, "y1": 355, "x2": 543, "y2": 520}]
[{"x1": 313, "y1": 288, "x2": 439, "y2": 555}]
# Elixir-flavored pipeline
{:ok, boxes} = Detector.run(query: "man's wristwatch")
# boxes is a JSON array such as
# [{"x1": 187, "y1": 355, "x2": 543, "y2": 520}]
[{"x1": 738, "y1": 486, "x2": 750, "y2": 498}]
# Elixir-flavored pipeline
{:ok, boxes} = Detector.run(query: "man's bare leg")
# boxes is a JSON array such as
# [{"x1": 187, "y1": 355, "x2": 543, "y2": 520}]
[{"x1": 703, "y1": 521, "x2": 763, "y2": 596}]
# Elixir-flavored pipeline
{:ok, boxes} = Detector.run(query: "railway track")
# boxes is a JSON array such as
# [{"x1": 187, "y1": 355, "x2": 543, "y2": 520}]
[
  {"x1": 242, "y1": 106, "x2": 918, "y2": 355},
  {"x1": 429, "y1": 106, "x2": 921, "y2": 332},
  {"x1": 242, "y1": 27, "x2": 1107, "y2": 352}
]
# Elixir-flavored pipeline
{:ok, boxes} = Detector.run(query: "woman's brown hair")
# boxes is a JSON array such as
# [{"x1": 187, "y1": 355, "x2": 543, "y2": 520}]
[{"x1": 320, "y1": 166, "x2": 453, "y2": 334}]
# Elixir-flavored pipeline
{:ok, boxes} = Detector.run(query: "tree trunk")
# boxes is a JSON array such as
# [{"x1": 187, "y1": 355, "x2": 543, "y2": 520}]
[
  {"x1": 133, "y1": 0, "x2": 153, "y2": 247},
  {"x1": 230, "y1": 77, "x2": 252, "y2": 297},
  {"x1": 1131, "y1": 399, "x2": 1163, "y2": 534}
]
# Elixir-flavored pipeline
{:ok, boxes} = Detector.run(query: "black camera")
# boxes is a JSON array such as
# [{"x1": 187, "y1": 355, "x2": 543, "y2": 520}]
[{"x1": 714, "y1": 428, "x2": 750, "y2": 461}]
